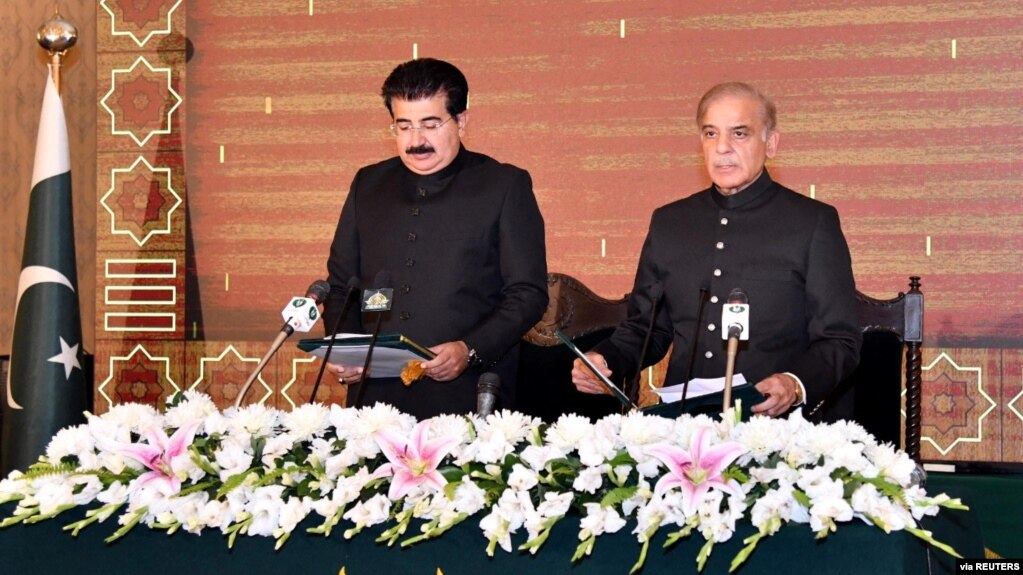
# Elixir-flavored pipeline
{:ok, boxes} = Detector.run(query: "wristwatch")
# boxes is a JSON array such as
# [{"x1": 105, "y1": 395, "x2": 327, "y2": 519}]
[{"x1": 466, "y1": 347, "x2": 483, "y2": 368}]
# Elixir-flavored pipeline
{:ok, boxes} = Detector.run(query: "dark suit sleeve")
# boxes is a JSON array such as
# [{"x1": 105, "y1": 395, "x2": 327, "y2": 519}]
[
  {"x1": 462, "y1": 169, "x2": 549, "y2": 365},
  {"x1": 790, "y1": 206, "x2": 862, "y2": 408},
  {"x1": 593, "y1": 212, "x2": 675, "y2": 381},
  {"x1": 323, "y1": 170, "x2": 365, "y2": 336}
]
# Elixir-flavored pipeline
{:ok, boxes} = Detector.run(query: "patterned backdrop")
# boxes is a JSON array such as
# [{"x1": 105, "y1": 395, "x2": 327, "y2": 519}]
[{"x1": 34, "y1": 0, "x2": 1023, "y2": 464}]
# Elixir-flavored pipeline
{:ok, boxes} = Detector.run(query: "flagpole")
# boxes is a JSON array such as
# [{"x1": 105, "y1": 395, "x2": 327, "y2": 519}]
[
  {"x1": 0, "y1": 11, "x2": 84, "y2": 476},
  {"x1": 36, "y1": 10, "x2": 78, "y2": 94}
]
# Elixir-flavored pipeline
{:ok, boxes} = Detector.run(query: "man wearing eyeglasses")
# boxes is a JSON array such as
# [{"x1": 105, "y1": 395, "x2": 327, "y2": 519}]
[
  {"x1": 322, "y1": 58, "x2": 548, "y2": 419},
  {"x1": 571, "y1": 82, "x2": 861, "y2": 421}
]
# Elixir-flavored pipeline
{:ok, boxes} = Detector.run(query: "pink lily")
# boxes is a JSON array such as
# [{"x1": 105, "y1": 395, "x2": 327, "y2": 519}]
[
  {"x1": 373, "y1": 421, "x2": 459, "y2": 500},
  {"x1": 646, "y1": 426, "x2": 746, "y2": 516},
  {"x1": 120, "y1": 421, "x2": 201, "y2": 496}
]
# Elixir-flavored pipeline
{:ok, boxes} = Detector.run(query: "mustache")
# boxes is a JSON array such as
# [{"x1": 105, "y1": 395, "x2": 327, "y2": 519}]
[{"x1": 405, "y1": 145, "x2": 435, "y2": 155}]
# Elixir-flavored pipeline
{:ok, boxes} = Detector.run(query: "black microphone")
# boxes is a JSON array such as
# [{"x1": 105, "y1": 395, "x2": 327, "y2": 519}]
[
  {"x1": 235, "y1": 279, "x2": 330, "y2": 408},
  {"x1": 679, "y1": 286, "x2": 709, "y2": 414},
  {"x1": 309, "y1": 276, "x2": 361, "y2": 404},
  {"x1": 476, "y1": 372, "x2": 500, "y2": 417},
  {"x1": 721, "y1": 288, "x2": 750, "y2": 411},
  {"x1": 350, "y1": 271, "x2": 394, "y2": 409},
  {"x1": 627, "y1": 283, "x2": 663, "y2": 409}
]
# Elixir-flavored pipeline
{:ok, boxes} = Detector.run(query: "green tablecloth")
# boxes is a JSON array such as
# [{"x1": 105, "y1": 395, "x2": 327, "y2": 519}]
[
  {"x1": 0, "y1": 492, "x2": 982, "y2": 575},
  {"x1": 927, "y1": 472, "x2": 1023, "y2": 559}
]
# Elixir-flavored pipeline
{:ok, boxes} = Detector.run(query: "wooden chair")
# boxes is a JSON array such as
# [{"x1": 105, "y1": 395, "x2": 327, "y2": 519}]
[
  {"x1": 517, "y1": 273, "x2": 925, "y2": 463},
  {"x1": 516, "y1": 273, "x2": 628, "y2": 422},
  {"x1": 811, "y1": 277, "x2": 924, "y2": 460}
]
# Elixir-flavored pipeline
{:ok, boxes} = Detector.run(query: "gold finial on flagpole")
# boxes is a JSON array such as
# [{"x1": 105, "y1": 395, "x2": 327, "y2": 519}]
[{"x1": 37, "y1": 10, "x2": 78, "y2": 94}]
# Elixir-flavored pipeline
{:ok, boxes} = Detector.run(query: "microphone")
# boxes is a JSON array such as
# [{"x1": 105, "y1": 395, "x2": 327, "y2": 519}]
[
  {"x1": 235, "y1": 279, "x2": 330, "y2": 408},
  {"x1": 350, "y1": 271, "x2": 394, "y2": 409},
  {"x1": 678, "y1": 286, "x2": 709, "y2": 413},
  {"x1": 721, "y1": 288, "x2": 750, "y2": 412},
  {"x1": 476, "y1": 372, "x2": 500, "y2": 417},
  {"x1": 309, "y1": 276, "x2": 361, "y2": 404},
  {"x1": 627, "y1": 283, "x2": 663, "y2": 409}
]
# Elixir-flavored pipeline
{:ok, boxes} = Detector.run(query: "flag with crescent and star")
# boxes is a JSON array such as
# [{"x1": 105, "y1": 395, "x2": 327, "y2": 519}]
[{"x1": 1, "y1": 70, "x2": 89, "y2": 475}]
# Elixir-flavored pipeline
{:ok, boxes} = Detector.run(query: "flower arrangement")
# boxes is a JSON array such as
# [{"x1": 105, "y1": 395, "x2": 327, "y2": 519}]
[{"x1": 0, "y1": 392, "x2": 964, "y2": 573}]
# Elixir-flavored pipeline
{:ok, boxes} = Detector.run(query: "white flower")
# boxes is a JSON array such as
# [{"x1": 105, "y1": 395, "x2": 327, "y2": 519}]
[
  {"x1": 215, "y1": 437, "x2": 254, "y2": 481},
  {"x1": 452, "y1": 476, "x2": 487, "y2": 515},
  {"x1": 536, "y1": 491, "x2": 573, "y2": 518},
  {"x1": 343, "y1": 493, "x2": 391, "y2": 532},
  {"x1": 507, "y1": 464, "x2": 539, "y2": 491},
  {"x1": 545, "y1": 414, "x2": 593, "y2": 450},
  {"x1": 428, "y1": 414, "x2": 473, "y2": 459},
  {"x1": 809, "y1": 495, "x2": 854, "y2": 533},
  {"x1": 200, "y1": 499, "x2": 234, "y2": 532},
  {"x1": 164, "y1": 392, "x2": 218, "y2": 431},
  {"x1": 518, "y1": 444, "x2": 562, "y2": 471},
  {"x1": 224, "y1": 403, "x2": 280, "y2": 441},
  {"x1": 101, "y1": 403, "x2": 161, "y2": 435},
  {"x1": 96, "y1": 481, "x2": 130, "y2": 505},
  {"x1": 277, "y1": 496, "x2": 312, "y2": 534},
  {"x1": 619, "y1": 411, "x2": 673, "y2": 450},
  {"x1": 45, "y1": 425, "x2": 94, "y2": 461},
  {"x1": 34, "y1": 478, "x2": 74, "y2": 515},
  {"x1": 579, "y1": 502, "x2": 626, "y2": 537},
  {"x1": 573, "y1": 464, "x2": 609, "y2": 494},
  {"x1": 750, "y1": 484, "x2": 803, "y2": 534},
  {"x1": 281, "y1": 403, "x2": 331, "y2": 443},
  {"x1": 863, "y1": 443, "x2": 917, "y2": 485},
  {"x1": 248, "y1": 485, "x2": 287, "y2": 536}
]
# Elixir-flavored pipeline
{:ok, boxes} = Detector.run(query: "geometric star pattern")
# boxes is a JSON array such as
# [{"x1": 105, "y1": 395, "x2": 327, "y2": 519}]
[
  {"x1": 918, "y1": 352, "x2": 997, "y2": 457},
  {"x1": 101, "y1": 155, "x2": 182, "y2": 246},
  {"x1": 100, "y1": 55, "x2": 182, "y2": 147},
  {"x1": 100, "y1": 0, "x2": 183, "y2": 48},
  {"x1": 1008, "y1": 370, "x2": 1023, "y2": 425},
  {"x1": 97, "y1": 344, "x2": 177, "y2": 411},
  {"x1": 189, "y1": 345, "x2": 272, "y2": 406}
]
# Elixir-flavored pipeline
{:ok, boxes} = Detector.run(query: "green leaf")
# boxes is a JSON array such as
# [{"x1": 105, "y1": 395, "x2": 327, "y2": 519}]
[
  {"x1": 216, "y1": 469, "x2": 255, "y2": 498},
  {"x1": 729, "y1": 532, "x2": 764, "y2": 572},
  {"x1": 629, "y1": 539, "x2": 650, "y2": 574},
  {"x1": 599, "y1": 485, "x2": 638, "y2": 508},
  {"x1": 905, "y1": 527, "x2": 963, "y2": 559},
  {"x1": 696, "y1": 538, "x2": 715, "y2": 572}
]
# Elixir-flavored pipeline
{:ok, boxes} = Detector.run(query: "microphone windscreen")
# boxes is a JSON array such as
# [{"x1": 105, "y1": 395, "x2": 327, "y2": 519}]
[
  {"x1": 477, "y1": 372, "x2": 500, "y2": 393},
  {"x1": 345, "y1": 276, "x2": 360, "y2": 290},
  {"x1": 305, "y1": 279, "x2": 331, "y2": 303},
  {"x1": 373, "y1": 270, "x2": 393, "y2": 289},
  {"x1": 727, "y1": 288, "x2": 748, "y2": 305}
]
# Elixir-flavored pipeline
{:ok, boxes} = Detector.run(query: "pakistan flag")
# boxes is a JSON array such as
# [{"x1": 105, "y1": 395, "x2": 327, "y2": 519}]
[{"x1": 1, "y1": 71, "x2": 88, "y2": 475}]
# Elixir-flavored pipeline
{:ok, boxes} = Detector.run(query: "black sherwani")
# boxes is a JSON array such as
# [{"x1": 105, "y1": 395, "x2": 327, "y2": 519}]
[
  {"x1": 324, "y1": 146, "x2": 548, "y2": 418},
  {"x1": 594, "y1": 170, "x2": 861, "y2": 418}
]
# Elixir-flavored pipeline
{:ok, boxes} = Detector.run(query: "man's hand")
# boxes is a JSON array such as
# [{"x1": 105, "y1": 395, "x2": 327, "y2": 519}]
[
  {"x1": 422, "y1": 341, "x2": 470, "y2": 382},
  {"x1": 571, "y1": 352, "x2": 613, "y2": 395},
  {"x1": 751, "y1": 373, "x2": 798, "y2": 417},
  {"x1": 327, "y1": 362, "x2": 363, "y2": 385}
]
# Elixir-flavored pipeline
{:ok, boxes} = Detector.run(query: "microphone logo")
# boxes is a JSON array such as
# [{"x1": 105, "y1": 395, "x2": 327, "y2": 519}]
[
  {"x1": 282, "y1": 296, "x2": 322, "y2": 333},
  {"x1": 362, "y1": 288, "x2": 394, "y2": 312}
]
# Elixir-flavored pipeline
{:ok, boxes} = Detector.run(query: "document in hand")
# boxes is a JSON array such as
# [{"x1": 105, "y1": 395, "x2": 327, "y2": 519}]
[
  {"x1": 297, "y1": 333, "x2": 435, "y2": 379},
  {"x1": 641, "y1": 374, "x2": 766, "y2": 419}
]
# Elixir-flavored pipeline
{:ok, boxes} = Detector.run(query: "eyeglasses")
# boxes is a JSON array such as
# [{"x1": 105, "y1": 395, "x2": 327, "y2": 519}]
[{"x1": 389, "y1": 116, "x2": 455, "y2": 137}]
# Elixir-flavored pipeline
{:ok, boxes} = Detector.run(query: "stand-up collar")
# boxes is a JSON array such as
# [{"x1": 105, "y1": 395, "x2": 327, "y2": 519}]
[
  {"x1": 403, "y1": 145, "x2": 468, "y2": 195},
  {"x1": 711, "y1": 169, "x2": 776, "y2": 210}
]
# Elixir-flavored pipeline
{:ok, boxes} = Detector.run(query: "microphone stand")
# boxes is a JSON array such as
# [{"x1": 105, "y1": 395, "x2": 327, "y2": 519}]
[
  {"x1": 309, "y1": 280, "x2": 359, "y2": 404},
  {"x1": 350, "y1": 310, "x2": 385, "y2": 409},
  {"x1": 627, "y1": 288, "x2": 662, "y2": 409},
  {"x1": 235, "y1": 325, "x2": 293, "y2": 408},
  {"x1": 679, "y1": 288, "x2": 708, "y2": 414},
  {"x1": 722, "y1": 332, "x2": 739, "y2": 413}
]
